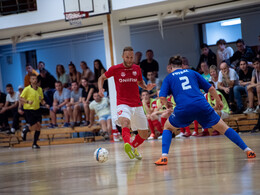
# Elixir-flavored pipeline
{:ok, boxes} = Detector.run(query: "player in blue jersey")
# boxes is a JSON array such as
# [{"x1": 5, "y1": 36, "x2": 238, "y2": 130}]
[{"x1": 155, "y1": 55, "x2": 256, "y2": 165}]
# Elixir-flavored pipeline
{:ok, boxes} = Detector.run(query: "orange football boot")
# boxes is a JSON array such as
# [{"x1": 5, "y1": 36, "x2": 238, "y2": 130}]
[
  {"x1": 154, "y1": 156, "x2": 168, "y2": 165},
  {"x1": 247, "y1": 150, "x2": 256, "y2": 158}
]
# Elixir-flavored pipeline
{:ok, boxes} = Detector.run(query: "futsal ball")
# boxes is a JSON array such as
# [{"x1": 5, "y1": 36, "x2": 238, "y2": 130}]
[{"x1": 94, "y1": 148, "x2": 109, "y2": 163}]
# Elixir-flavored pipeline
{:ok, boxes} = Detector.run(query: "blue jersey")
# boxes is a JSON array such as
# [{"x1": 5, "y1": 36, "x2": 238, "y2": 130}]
[{"x1": 160, "y1": 69, "x2": 220, "y2": 128}]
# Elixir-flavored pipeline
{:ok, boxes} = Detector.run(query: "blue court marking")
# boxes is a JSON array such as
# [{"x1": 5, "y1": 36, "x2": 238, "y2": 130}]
[{"x1": 0, "y1": 160, "x2": 27, "y2": 166}]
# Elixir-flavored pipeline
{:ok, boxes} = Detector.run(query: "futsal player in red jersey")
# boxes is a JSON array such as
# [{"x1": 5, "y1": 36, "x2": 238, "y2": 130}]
[{"x1": 98, "y1": 46, "x2": 155, "y2": 160}]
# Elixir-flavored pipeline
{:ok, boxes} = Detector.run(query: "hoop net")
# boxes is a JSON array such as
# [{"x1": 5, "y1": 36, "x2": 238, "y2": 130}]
[{"x1": 64, "y1": 11, "x2": 89, "y2": 26}]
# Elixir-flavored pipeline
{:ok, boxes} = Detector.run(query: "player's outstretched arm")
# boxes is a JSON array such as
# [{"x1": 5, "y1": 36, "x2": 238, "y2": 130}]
[
  {"x1": 208, "y1": 86, "x2": 224, "y2": 110},
  {"x1": 138, "y1": 80, "x2": 156, "y2": 90},
  {"x1": 98, "y1": 74, "x2": 107, "y2": 97}
]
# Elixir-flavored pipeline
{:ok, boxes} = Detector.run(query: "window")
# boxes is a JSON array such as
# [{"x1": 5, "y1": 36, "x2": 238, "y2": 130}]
[
  {"x1": 202, "y1": 18, "x2": 242, "y2": 46},
  {"x1": 0, "y1": 0, "x2": 37, "y2": 16}
]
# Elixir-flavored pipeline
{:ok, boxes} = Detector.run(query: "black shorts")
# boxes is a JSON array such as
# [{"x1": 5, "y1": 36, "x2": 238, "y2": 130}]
[{"x1": 24, "y1": 109, "x2": 42, "y2": 126}]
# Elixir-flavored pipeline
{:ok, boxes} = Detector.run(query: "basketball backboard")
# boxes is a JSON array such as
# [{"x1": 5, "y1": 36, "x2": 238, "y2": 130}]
[
  {"x1": 89, "y1": 0, "x2": 110, "y2": 17},
  {"x1": 63, "y1": 0, "x2": 94, "y2": 14}
]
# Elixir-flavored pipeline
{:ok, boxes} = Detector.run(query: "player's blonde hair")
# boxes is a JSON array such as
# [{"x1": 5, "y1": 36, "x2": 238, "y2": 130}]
[
  {"x1": 123, "y1": 46, "x2": 133, "y2": 54},
  {"x1": 168, "y1": 55, "x2": 182, "y2": 67}
]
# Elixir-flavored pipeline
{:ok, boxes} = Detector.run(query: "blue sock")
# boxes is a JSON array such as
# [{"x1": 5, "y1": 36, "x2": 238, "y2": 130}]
[
  {"x1": 162, "y1": 130, "x2": 173, "y2": 155},
  {"x1": 224, "y1": 128, "x2": 247, "y2": 150}
]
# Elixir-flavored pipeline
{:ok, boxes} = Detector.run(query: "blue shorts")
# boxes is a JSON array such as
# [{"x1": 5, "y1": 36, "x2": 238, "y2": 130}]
[
  {"x1": 169, "y1": 104, "x2": 221, "y2": 129},
  {"x1": 50, "y1": 106, "x2": 67, "y2": 113},
  {"x1": 98, "y1": 114, "x2": 111, "y2": 122}
]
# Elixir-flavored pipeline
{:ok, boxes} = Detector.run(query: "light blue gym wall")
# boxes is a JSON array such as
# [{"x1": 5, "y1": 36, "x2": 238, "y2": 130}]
[{"x1": 0, "y1": 31, "x2": 106, "y2": 92}]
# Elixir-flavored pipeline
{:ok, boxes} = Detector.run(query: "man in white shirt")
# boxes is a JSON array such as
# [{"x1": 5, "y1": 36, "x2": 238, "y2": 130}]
[
  {"x1": 88, "y1": 92, "x2": 111, "y2": 139},
  {"x1": 0, "y1": 84, "x2": 20, "y2": 133},
  {"x1": 217, "y1": 62, "x2": 239, "y2": 112}
]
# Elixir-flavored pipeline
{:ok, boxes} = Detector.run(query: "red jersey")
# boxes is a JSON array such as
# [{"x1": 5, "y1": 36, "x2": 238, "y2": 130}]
[{"x1": 105, "y1": 63, "x2": 143, "y2": 107}]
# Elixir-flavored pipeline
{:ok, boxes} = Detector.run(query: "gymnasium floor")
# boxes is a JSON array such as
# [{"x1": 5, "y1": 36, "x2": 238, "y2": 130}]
[{"x1": 0, "y1": 134, "x2": 260, "y2": 195}]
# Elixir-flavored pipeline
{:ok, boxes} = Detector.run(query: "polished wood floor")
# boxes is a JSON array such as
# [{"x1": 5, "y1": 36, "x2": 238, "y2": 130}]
[{"x1": 0, "y1": 134, "x2": 260, "y2": 195}]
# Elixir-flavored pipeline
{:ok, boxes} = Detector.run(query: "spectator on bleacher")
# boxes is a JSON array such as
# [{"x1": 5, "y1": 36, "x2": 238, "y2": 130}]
[
  {"x1": 67, "y1": 81, "x2": 83, "y2": 128},
  {"x1": 201, "y1": 61, "x2": 211, "y2": 81},
  {"x1": 245, "y1": 58, "x2": 260, "y2": 114},
  {"x1": 147, "y1": 71, "x2": 162, "y2": 98},
  {"x1": 209, "y1": 65, "x2": 219, "y2": 89},
  {"x1": 37, "y1": 68, "x2": 57, "y2": 106},
  {"x1": 182, "y1": 57, "x2": 190, "y2": 69},
  {"x1": 69, "y1": 62, "x2": 81, "y2": 85},
  {"x1": 205, "y1": 81, "x2": 230, "y2": 136},
  {"x1": 37, "y1": 61, "x2": 46, "y2": 73},
  {"x1": 197, "y1": 43, "x2": 217, "y2": 74},
  {"x1": 0, "y1": 84, "x2": 20, "y2": 133},
  {"x1": 81, "y1": 78, "x2": 96, "y2": 126},
  {"x1": 94, "y1": 59, "x2": 107, "y2": 92},
  {"x1": 140, "y1": 49, "x2": 159, "y2": 79},
  {"x1": 89, "y1": 92, "x2": 112, "y2": 139},
  {"x1": 24, "y1": 64, "x2": 39, "y2": 87},
  {"x1": 20, "y1": 74, "x2": 49, "y2": 148},
  {"x1": 229, "y1": 39, "x2": 255, "y2": 68},
  {"x1": 134, "y1": 51, "x2": 142, "y2": 66},
  {"x1": 0, "y1": 89, "x2": 7, "y2": 131},
  {"x1": 56, "y1": 64, "x2": 69, "y2": 87},
  {"x1": 233, "y1": 59, "x2": 254, "y2": 114},
  {"x1": 218, "y1": 62, "x2": 239, "y2": 112},
  {"x1": 80, "y1": 61, "x2": 95, "y2": 84},
  {"x1": 216, "y1": 39, "x2": 234, "y2": 68},
  {"x1": 49, "y1": 81, "x2": 71, "y2": 128}
]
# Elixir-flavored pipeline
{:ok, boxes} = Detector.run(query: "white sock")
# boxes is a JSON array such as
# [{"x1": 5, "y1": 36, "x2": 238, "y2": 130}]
[
  {"x1": 162, "y1": 153, "x2": 168, "y2": 157},
  {"x1": 244, "y1": 147, "x2": 252, "y2": 152}
]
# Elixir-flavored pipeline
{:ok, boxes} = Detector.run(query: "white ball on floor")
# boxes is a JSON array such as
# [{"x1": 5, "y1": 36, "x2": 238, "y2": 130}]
[{"x1": 94, "y1": 148, "x2": 109, "y2": 163}]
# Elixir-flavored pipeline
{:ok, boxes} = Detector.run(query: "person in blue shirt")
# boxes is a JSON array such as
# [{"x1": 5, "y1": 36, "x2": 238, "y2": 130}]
[{"x1": 155, "y1": 55, "x2": 256, "y2": 165}]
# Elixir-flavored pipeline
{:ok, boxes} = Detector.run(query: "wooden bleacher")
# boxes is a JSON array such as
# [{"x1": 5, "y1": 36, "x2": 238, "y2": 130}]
[{"x1": 0, "y1": 113, "x2": 103, "y2": 148}]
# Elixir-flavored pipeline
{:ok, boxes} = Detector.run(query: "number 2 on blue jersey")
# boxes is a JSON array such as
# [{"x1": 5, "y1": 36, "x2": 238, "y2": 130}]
[{"x1": 179, "y1": 76, "x2": 192, "y2": 90}]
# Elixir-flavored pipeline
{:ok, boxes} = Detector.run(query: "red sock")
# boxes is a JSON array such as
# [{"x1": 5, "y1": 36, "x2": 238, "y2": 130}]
[
  {"x1": 152, "y1": 120, "x2": 163, "y2": 133},
  {"x1": 203, "y1": 128, "x2": 209, "y2": 132},
  {"x1": 132, "y1": 134, "x2": 145, "y2": 148},
  {"x1": 148, "y1": 119, "x2": 155, "y2": 134},
  {"x1": 161, "y1": 117, "x2": 167, "y2": 128},
  {"x1": 185, "y1": 126, "x2": 191, "y2": 134},
  {"x1": 194, "y1": 120, "x2": 199, "y2": 133},
  {"x1": 122, "y1": 127, "x2": 131, "y2": 144},
  {"x1": 180, "y1": 127, "x2": 185, "y2": 133}
]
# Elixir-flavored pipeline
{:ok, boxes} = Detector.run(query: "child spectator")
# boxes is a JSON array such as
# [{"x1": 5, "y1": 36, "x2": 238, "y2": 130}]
[
  {"x1": 89, "y1": 92, "x2": 112, "y2": 139},
  {"x1": 146, "y1": 71, "x2": 162, "y2": 98}
]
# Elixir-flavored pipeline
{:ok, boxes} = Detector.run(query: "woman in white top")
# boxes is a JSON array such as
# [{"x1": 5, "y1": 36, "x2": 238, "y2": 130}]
[
  {"x1": 56, "y1": 64, "x2": 69, "y2": 87},
  {"x1": 216, "y1": 39, "x2": 234, "y2": 68}
]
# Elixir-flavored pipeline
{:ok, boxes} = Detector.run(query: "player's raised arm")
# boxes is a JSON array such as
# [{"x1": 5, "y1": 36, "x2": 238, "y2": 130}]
[{"x1": 98, "y1": 74, "x2": 107, "y2": 97}]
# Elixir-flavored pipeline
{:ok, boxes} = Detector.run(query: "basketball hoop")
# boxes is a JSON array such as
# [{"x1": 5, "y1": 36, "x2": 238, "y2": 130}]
[{"x1": 64, "y1": 11, "x2": 89, "y2": 26}]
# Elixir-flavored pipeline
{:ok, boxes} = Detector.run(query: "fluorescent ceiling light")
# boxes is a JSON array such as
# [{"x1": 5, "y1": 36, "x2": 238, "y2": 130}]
[{"x1": 221, "y1": 18, "x2": 241, "y2": 26}]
